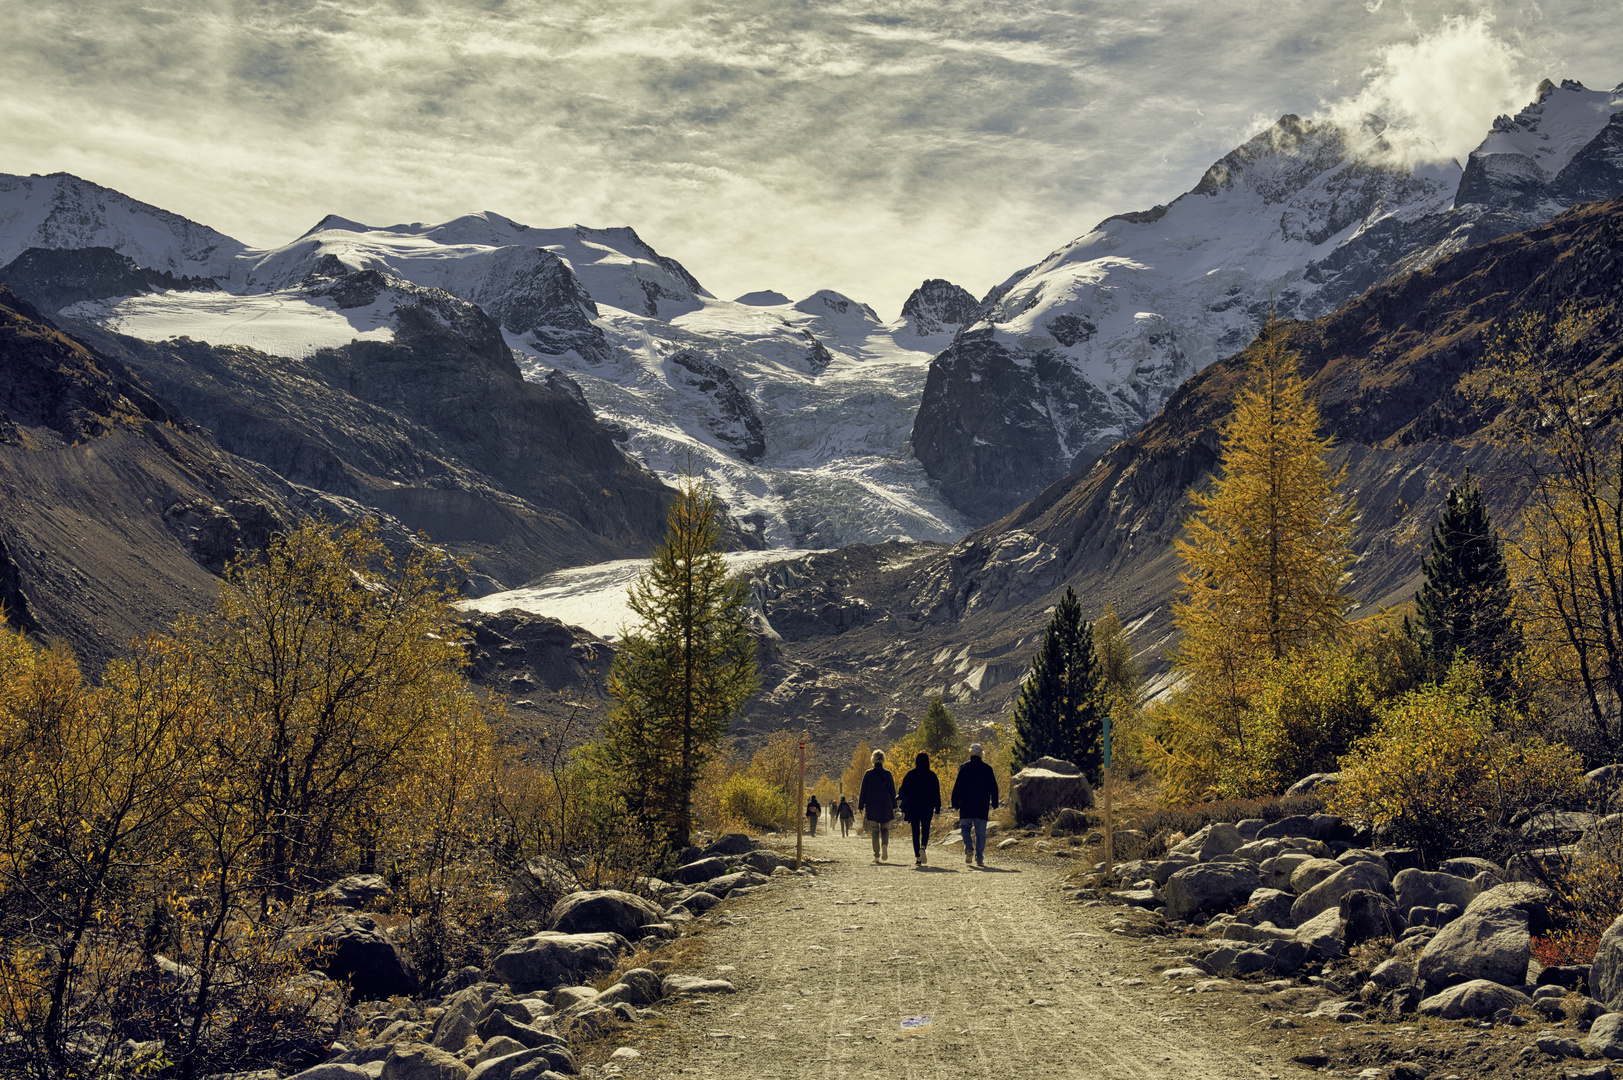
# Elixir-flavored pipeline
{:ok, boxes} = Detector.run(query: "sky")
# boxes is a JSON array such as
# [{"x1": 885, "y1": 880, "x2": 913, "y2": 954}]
[{"x1": 3, "y1": 1, "x2": 1621, "y2": 318}]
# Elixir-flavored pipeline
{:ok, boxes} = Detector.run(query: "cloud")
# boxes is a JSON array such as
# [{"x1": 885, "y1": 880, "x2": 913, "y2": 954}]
[
  {"x1": 1325, "y1": 15, "x2": 1534, "y2": 165},
  {"x1": 1, "y1": 0, "x2": 1620, "y2": 316}
]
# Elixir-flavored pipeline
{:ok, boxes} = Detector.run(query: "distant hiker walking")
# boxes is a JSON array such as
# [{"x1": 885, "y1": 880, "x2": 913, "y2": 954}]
[
  {"x1": 837, "y1": 797, "x2": 854, "y2": 837},
  {"x1": 897, "y1": 751, "x2": 943, "y2": 868},
  {"x1": 857, "y1": 749, "x2": 897, "y2": 864},
  {"x1": 806, "y1": 795, "x2": 821, "y2": 836},
  {"x1": 951, "y1": 743, "x2": 1000, "y2": 867}
]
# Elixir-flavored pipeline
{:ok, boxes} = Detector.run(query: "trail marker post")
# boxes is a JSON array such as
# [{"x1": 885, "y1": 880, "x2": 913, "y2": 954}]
[
  {"x1": 796, "y1": 737, "x2": 806, "y2": 870},
  {"x1": 1102, "y1": 713, "x2": 1113, "y2": 878}
]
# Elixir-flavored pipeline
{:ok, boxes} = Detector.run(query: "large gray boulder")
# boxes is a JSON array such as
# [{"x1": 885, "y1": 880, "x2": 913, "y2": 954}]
[
  {"x1": 1009, "y1": 763, "x2": 1094, "y2": 824},
  {"x1": 1417, "y1": 979, "x2": 1532, "y2": 1019},
  {"x1": 1581, "y1": 814, "x2": 1623, "y2": 859},
  {"x1": 699, "y1": 833, "x2": 754, "y2": 858},
  {"x1": 1521, "y1": 811, "x2": 1598, "y2": 845},
  {"x1": 1172, "y1": 823, "x2": 1245, "y2": 861},
  {"x1": 662, "y1": 974, "x2": 737, "y2": 995},
  {"x1": 1588, "y1": 913, "x2": 1623, "y2": 1009},
  {"x1": 487, "y1": 932, "x2": 624, "y2": 992},
  {"x1": 1259, "y1": 853, "x2": 1314, "y2": 891},
  {"x1": 1393, "y1": 868, "x2": 1478, "y2": 917},
  {"x1": 431, "y1": 984, "x2": 501, "y2": 1051},
  {"x1": 1162, "y1": 863, "x2": 1262, "y2": 921},
  {"x1": 379, "y1": 1044, "x2": 470, "y2": 1080},
  {"x1": 1293, "y1": 907, "x2": 1346, "y2": 960},
  {"x1": 669, "y1": 857, "x2": 729, "y2": 885},
  {"x1": 1340, "y1": 889, "x2": 1406, "y2": 948},
  {"x1": 465, "y1": 1042, "x2": 576, "y2": 1080},
  {"x1": 548, "y1": 890, "x2": 664, "y2": 938},
  {"x1": 596, "y1": 967, "x2": 664, "y2": 1007},
  {"x1": 695, "y1": 870, "x2": 769, "y2": 897},
  {"x1": 319, "y1": 874, "x2": 394, "y2": 910},
  {"x1": 1439, "y1": 856, "x2": 1501, "y2": 879},
  {"x1": 474, "y1": 1010, "x2": 551, "y2": 1049},
  {"x1": 1287, "y1": 858, "x2": 1344, "y2": 895},
  {"x1": 1586, "y1": 1012, "x2": 1623, "y2": 1059},
  {"x1": 286, "y1": 914, "x2": 421, "y2": 1000},
  {"x1": 1256, "y1": 815, "x2": 1318, "y2": 841},
  {"x1": 1416, "y1": 906, "x2": 1530, "y2": 988},
  {"x1": 1290, "y1": 862, "x2": 1392, "y2": 926},
  {"x1": 1466, "y1": 881, "x2": 1555, "y2": 935},
  {"x1": 1243, "y1": 888, "x2": 1296, "y2": 929}
]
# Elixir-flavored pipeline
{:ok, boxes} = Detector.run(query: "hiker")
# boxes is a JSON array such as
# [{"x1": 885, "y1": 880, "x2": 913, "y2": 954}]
[
  {"x1": 950, "y1": 742, "x2": 1000, "y2": 867},
  {"x1": 897, "y1": 751, "x2": 942, "y2": 868},
  {"x1": 837, "y1": 797, "x2": 854, "y2": 837},
  {"x1": 806, "y1": 795, "x2": 821, "y2": 836},
  {"x1": 856, "y1": 749, "x2": 897, "y2": 864}
]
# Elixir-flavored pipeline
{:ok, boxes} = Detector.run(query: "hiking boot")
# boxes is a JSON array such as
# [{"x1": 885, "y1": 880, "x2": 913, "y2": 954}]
[
  {"x1": 964, "y1": 849, "x2": 973, "y2": 864},
  {"x1": 871, "y1": 856, "x2": 881, "y2": 865},
  {"x1": 975, "y1": 856, "x2": 984, "y2": 867},
  {"x1": 920, "y1": 848, "x2": 928, "y2": 865},
  {"x1": 881, "y1": 843, "x2": 888, "y2": 862}
]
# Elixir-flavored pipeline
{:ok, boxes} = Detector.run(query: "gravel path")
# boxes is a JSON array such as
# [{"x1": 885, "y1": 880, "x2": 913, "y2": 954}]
[{"x1": 623, "y1": 827, "x2": 1297, "y2": 1080}]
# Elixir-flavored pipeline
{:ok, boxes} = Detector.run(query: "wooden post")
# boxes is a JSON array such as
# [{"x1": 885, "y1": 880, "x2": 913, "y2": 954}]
[
  {"x1": 796, "y1": 737, "x2": 806, "y2": 870},
  {"x1": 1102, "y1": 713, "x2": 1114, "y2": 879}
]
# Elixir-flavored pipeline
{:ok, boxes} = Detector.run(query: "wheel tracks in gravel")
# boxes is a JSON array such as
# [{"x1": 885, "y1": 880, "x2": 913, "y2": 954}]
[{"x1": 620, "y1": 830, "x2": 1297, "y2": 1080}]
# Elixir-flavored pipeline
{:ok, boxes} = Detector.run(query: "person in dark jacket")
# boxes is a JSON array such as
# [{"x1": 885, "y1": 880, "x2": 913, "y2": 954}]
[
  {"x1": 837, "y1": 797, "x2": 855, "y2": 837},
  {"x1": 857, "y1": 749, "x2": 897, "y2": 864},
  {"x1": 897, "y1": 751, "x2": 943, "y2": 867},
  {"x1": 950, "y1": 743, "x2": 1000, "y2": 866},
  {"x1": 806, "y1": 795, "x2": 821, "y2": 836}
]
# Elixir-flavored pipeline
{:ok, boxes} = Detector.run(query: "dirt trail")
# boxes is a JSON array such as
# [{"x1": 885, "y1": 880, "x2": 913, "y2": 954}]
[{"x1": 623, "y1": 827, "x2": 1299, "y2": 1080}]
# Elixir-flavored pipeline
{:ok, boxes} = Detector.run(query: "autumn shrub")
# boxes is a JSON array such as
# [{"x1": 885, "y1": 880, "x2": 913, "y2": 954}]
[
  {"x1": 1330, "y1": 660, "x2": 1584, "y2": 858},
  {"x1": 717, "y1": 773, "x2": 791, "y2": 830}
]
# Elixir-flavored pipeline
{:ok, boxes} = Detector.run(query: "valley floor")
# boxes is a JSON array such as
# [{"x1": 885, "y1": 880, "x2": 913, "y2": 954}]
[{"x1": 612, "y1": 829, "x2": 1293, "y2": 1080}]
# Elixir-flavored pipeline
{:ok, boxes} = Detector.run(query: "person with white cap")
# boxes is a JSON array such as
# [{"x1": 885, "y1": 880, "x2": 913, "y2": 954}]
[{"x1": 950, "y1": 743, "x2": 1000, "y2": 866}]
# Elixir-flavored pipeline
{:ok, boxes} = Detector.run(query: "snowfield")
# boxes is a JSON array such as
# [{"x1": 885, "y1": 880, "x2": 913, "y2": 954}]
[
  {"x1": 461, "y1": 548, "x2": 824, "y2": 639},
  {"x1": 60, "y1": 287, "x2": 397, "y2": 357}
]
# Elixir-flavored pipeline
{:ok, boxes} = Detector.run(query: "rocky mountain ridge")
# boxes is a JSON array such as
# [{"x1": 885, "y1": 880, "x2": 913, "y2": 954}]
[{"x1": 912, "y1": 79, "x2": 1623, "y2": 522}]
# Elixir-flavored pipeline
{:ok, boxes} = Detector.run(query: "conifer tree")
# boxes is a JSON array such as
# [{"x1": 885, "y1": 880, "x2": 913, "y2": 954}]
[
  {"x1": 605, "y1": 476, "x2": 758, "y2": 848},
  {"x1": 1412, "y1": 472, "x2": 1520, "y2": 697},
  {"x1": 1010, "y1": 587, "x2": 1107, "y2": 782},
  {"x1": 1093, "y1": 602, "x2": 1141, "y2": 707},
  {"x1": 917, "y1": 695, "x2": 963, "y2": 759},
  {"x1": 1173, "y1": 319, "x2": 1354, "y2": 730}
]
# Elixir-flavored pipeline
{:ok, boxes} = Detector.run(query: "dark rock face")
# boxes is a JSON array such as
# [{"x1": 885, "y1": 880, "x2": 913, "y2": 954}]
[
  {"x1": 762, "y1": 580, "x2": 872, "y2": 641},
  {"x1": 803, "y1": 333, "x2": 834, "y2": 376},
  {"x1": 0, "y1": 286, "x2": 298, "y2": 667},
  {"x1": 458, "y1": 247, "x2": 611, "y2": 365},
  {"x1": 900, "y1": 279, "x2": 978, "y2": 336},
  {"x1": 288, "y1": 913, "x2": 421, "y2": 1001},
  {"x1": 909, "y1": 331, "x2": 1126, "y2": 521},
  {"x1": 0, "y1": 245, "x2": 219, "y2": 313},
  {"x1": 666, "y1": 349, "x2": 766, "y2": 463},
  {"x1": 70, "y1": 286, "x2": 674, "y2": 587}
]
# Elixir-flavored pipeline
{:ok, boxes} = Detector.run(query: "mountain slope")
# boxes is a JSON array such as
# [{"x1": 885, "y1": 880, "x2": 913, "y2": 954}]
[{"x1": 913, "y1": 80, "x2": 1623, "y2": 522}]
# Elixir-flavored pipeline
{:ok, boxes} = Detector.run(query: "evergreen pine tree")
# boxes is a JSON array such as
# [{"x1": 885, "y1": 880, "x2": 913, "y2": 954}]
[
  {"x1": 917, "y1": 695, "x2": 963, "y2": 760},
  {"x1": 1010, "y1": 587, "x2": 1107, "y2": 782},
  {"x1": 605, "y1": 476, "x2": 758, "y2": 847},
  {"x1": 1413, "y1": 471, "x2": 1521, "y2": 697}
]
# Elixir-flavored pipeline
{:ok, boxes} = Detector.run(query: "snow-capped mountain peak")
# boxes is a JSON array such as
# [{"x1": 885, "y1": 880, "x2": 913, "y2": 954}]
[{"x1": 1457, "y1": 78, "x2": 1623, "y2": 208}]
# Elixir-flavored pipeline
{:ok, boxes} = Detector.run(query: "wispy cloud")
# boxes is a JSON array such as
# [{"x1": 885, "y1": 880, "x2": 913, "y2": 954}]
[{"x1": 1, "y1": 0, "x2": 1619, "y2": 316}]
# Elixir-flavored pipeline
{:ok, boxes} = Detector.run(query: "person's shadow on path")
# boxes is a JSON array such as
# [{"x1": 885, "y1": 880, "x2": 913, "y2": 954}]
[{"x1": 969, "y1": 865, "x2": 1022, "y2": 873}]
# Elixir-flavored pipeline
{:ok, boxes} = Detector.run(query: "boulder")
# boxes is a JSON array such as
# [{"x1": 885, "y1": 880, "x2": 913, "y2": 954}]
[
  {"x1": 1589, "y1": 913, "x2": 1623, "y2": 1009},
  {"x1": 1162, "y1": 863, "x2": 1262, "y2": 921},
  {"x1": 1235, "y1": 819, "x2": 1267, "y2": 841},
  {"x1": 1581, "y1": 814, "x2": 1623, "y2": 859},
  {"x1": 1340, "y1": 890, "x2": 1407, "y2": 948},
  {"x1": 1417, "y1": 906, "x2": 1530, "y2": 988},
  {"x1": 431, "y1": 966, "x2": 487, "y2": 998},
  {"x1": 319, "y1": 874, "x2": 394, "y2": 910},
  {"x1": 1369, "y1": 957, "x2": 1416, "y2": 989},
  {"x1": 1308, "y1": 814, "x2": 1347, "y2": 842},
  {"x1": 695, "y1": 870, "x2": 769, "y2": 897},
  {"x1": 1521, "y1": 811, "x2": 1598, "y2": 845},
  {"x1": 1393, "y1": 868, "x2": 1479, "y2": 917},
  {"x1": 487, "y1": 932, "x2": 624, "y2": 993},
  {"x1": 1256, "y1": 815, "x2": 1318, "y2": 841},
  {"x1": 1008, "y1": 765, "x2": 1094, "y2": 824},
  {"x1": 1507, "y1": 846, "x2": 1580, "y2": 882},
  {"x1": 1375, "y1": 848, "x2": 1427, "y2": 875},
  {"x1": 673, "y1": 890, "x2": 721, "y2": 915},
  {"x1": 551, "y1": 985, "x2": 600, "y2": 1011},
  {"x1": 1290, "y1": 862, "x2": 1392, "y2": 926},
  {"x1": 1232, "y1": 839, "x2": 1288, "y2": 863},
  {"x1": 1466, "y1": 882, "x2": 1555, "y2": 935},
  {"x1": 288, "y1": 1067, "x2": 372, "y2": 1080},
  {"x1": 699, "y1": 833, "x2": 754, "y2": 858},
  {"x1": 431, "y1": 984, "x2": 501, "y2": 1051},
  {"x1": 287, "y1": 914, "x2": 421, "y2": 1000},
  {"x1": 548, "y1": 890, "x2": 664, "y2": 939},
  {"x1": 1586, "y1": 1012, "x2": 1623, "y2": 1059},
  {"x1": 1288, "y1": 858, "x2": 1345, "y2": 895},
  {"x1": 1286, "y1": 773, "x2": 1340, "y2": 797},
  {"x1": 474, "y1": 1010, "x2": 550, "y2": 1049},
  {"x1": 739, "y1": 850, "x2": 790, "y2": 875},
  {"x1": 1243, "y1": 888, "x2": 1296, "y2": 929},
  {"x1": 1146, "y1": 855, "x2": 1198, "y2": 885},
  {"x1": 1184, "y1": 823, "x2": 1246, "y2": 861},
  {"x1": 662, "y1": 975, "x2": 737, "y2": 996},
  {"x1": 465, "y1": 1043, "x2": 576, "y2": 1080},
  {"x1": 1259, "y1": 853, "x2": 1314, "y2": 891},
  {"x1": 1106, "y1": 886, "x2": 1164, "y2": 908},
  {"x1": 1026, "y1": 756, "x2": 1081, "y2": 775},
  {"x1": 469, "y1": 1037, "x2": 526, "y2": 1066},
  {"x1": 1439, "y1": 856, "x2": 1501, "y2": 879},
  {"x1": 379, "y1": 1044, "x2": 470, "y2": 1080},
  {"x1": 669, "y1": 858, "x2": 728, "y2": 885},
  {"x1": 1049, "y1": 807, "x2": 1092, "y2": 835},
  {"x1": 1416, "y1": 979, "x2": 1532, "y2": 1020},
  {"x1": 1586, "y1": 764, "x2": 1623, "y2": 810},
  {"x1": 1336, "y1": 849, "x2": 1391, "y2": 875},
  {"x1": 1293, "y1": 907, "x2": 1345, "y2": 960},
  {"x1": 1539, "y1": 965, "x2": 1591, "y2": 991},
  {"x1": 597, "y1": 967, "x2": 664, "y2": 1007}
]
